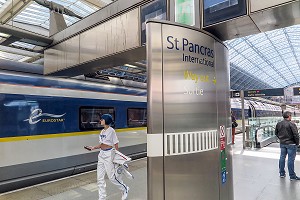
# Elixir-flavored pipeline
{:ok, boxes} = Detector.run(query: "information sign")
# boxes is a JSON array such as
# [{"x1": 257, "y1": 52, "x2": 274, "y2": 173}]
[
  {"x1": 146, "y1": 19, "x2": 232, "y2": 199},
  {"x1": 175, "y1": 0, "x2": 195, "y2": 26},
  {"x1": 293, "y1": 87, "x2": 300, "y2": 96},
  {"x1": 219, "y1": 125, "x2": 227, "y2": 184},
  {"x1": 221, "y1": 170, "x2": 227, "y2": 184},
  {"x1": 220, "y1": 139, "x2": 225, "y2": 150},
  {"x1": 230, "y1": 90, "x2": 240, "y2": 98},
  {"x1": 221, "y1": 151, "x2": 226, "y2": 170},
  {"x1": 203, "y1": 0, "x2": 247, "y2": 26},
  {"x1": 244, "y1": 88, "x2": 284, "y2": 97}
]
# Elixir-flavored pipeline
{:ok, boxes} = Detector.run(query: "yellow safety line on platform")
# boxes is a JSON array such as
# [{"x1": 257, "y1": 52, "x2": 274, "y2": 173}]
[{"x1": 0, "y1": 127, "x2": 147, "y2": 142}]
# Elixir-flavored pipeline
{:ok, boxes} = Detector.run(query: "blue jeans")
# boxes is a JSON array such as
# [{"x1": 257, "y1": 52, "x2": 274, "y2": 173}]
[{"x1": 279, "y1": 144, "x2": 297, "y2": 178}]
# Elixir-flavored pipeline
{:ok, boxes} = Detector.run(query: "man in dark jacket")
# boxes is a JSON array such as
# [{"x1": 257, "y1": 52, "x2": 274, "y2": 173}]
[{"x1": 275, "y1": 111, "x2": 299, "y2": 180}]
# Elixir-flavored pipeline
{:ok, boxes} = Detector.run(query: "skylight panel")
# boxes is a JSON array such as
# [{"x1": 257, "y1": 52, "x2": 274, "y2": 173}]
[
  {"x1": 0, "y1": 0, "x2": 7, "y2": 3},
  {"x1": 74, "y1": 1, "x2": 96, "y2": 14},
  {"x1": 12, "y1": 41, "x2": 36, "y2": 49},
  {"x1": 0, "y1": 51, "x2": 25, "y2": 61}
]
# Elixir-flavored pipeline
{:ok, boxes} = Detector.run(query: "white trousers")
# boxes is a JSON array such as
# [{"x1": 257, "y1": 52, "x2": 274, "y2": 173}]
[{"x1": 97, "y1": 149, "x2": 127, "y2": 200}]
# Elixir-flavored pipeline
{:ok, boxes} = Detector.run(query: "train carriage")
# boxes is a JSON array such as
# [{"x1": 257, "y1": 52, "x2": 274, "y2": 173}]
[{"x1": 0, "y1": 72, "x2": 147, "y2": 193}]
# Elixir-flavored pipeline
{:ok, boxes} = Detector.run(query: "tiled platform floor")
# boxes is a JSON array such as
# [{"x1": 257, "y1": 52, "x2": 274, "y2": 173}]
[{"x1": 1, "y1": 134, "x2": 300, "y2": 200}]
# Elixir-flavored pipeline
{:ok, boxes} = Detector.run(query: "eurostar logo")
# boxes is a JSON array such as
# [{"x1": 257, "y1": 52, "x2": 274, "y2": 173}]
[{"x1": 24, "y1": 109, "x2": 66, "y2": 124}]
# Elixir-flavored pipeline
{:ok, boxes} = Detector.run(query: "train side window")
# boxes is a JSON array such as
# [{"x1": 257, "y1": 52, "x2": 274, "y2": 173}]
[
  {"x1": 127, "y1": 108, "x2": 147, "y2": 127},
  {"x1": 80, "y1": 107, "x2": 115, "y2": 130}
]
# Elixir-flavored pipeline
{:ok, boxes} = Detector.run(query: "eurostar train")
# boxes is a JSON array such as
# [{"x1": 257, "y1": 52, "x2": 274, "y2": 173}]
[
  {"x1": 230, "y1": 98, "x2": 300, "y2": 120},
  {"x1": 0, "y1": 71, "x2": 147, "y2": 193}
]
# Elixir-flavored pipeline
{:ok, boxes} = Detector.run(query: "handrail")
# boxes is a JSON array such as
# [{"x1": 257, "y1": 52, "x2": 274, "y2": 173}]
[
  {"x1": 255, "y1": 125, "x2": 275, "y2": 132},
  {"x1": 254, "y1": 125, "x2": 276, "y2": 148}
]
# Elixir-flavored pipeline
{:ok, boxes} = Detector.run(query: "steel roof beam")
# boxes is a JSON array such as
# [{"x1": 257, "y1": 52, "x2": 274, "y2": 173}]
[
  {"x1": 6, "y1": 21, "x2": 49, "y2": 37},
  {"x1": 0, "y1": 35, "x2": 19, "y2": 46},
  {"x1": 0, "y1": 24, "x2": 53, "y2": 47},
  {"x1": 0, "y1": 45, "x2": 40, "y2": 57},
  {"x1": 51, "y1": 0, "x2": 152, "y2": 43}
]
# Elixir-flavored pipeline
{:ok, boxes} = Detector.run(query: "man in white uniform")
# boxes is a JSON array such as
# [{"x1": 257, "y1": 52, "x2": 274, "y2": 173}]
[{"x1": 86, "y1": 114, "x2": 129, "y2": 200}]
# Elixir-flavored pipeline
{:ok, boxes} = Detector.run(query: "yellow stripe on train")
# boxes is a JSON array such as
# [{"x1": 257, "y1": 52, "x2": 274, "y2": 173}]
[{"x1": 0, "y1": 127, "x2": 147, "y2": 142}]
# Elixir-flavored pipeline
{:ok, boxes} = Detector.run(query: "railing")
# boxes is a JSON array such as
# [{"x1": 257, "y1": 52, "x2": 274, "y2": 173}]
[
  {"x1": 254, "y1": 125, "x2": 277, "y2": 148},
  {"x1": 246, "y1": 117, "x2": 281, "y2": 148},
  {"x1": 243, "y1": 117, "x2": 300, "y2": 148}
]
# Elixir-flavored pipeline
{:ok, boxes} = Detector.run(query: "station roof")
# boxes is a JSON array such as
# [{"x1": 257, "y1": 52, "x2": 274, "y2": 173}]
[
  {"x1": 93, "y1": 24, "x2": 300, "y2": 90},
  {"x1": 226, "y1": 24, "x2": 300, "y2": 91},
  {"x1": 0, "y1": 0, "x2": 113, "y2": 62},
  {"x1": 0, "y1": 0, "x2": 298, "y2": 92},
  {"x1": 14, "y1": 0, "x2": 96, "y2": 30}
]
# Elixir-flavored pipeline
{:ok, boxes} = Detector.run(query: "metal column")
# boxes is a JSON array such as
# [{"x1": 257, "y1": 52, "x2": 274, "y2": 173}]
[{"x1": 147, "y1": 19, "x2": 233, "y2": 200}]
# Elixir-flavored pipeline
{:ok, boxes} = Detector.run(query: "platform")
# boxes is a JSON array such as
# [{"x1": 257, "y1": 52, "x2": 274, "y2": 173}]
[{"x1": 1, "y1": 134, "x2": 300, "y2": 200}]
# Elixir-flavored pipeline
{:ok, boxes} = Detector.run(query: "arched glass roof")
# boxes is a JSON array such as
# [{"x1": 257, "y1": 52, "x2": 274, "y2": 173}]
[{"x1": 225, "y1": 24, "x2": 300, "y2": 91}]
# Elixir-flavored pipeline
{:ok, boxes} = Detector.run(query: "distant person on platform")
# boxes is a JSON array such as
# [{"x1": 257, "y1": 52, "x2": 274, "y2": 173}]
[
  {"x1": 275, "y1": 111, "x2": 300, "y2": 180},
  {"x1": 231, "y1": 111, "x2": 238, "y2": 144}
]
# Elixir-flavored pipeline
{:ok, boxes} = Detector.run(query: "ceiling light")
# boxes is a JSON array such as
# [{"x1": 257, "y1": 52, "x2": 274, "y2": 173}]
[{"x1": 124, "y1": 64, "x2": 138, "y2": 68}]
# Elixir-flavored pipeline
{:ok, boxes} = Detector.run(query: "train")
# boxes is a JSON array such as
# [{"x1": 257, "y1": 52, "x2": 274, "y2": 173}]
[
  {"x1": 230, "y1": 98, "x2": 300, "y2": 120},
  {"x1": 1, "y1": 71, "x2": 298, "y2": 193},
  {"x1": 0, "y1": 71, "x2": 147, "y2": 193}
]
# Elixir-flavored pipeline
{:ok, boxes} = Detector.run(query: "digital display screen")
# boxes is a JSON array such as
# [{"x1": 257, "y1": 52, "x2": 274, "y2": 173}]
[
  {"x1": 203, "y1": 0, "x2": 246, "y2": 26},
  {"x1": 175, "y1": 0, "x2": 195, "y2": 26},
  {"x1": 141, "y1": 0, "x2": 167, "y2": 44},
  {"x1": 204, "y1": 0, "x2": 238, "y2": 11},
  {"x1": 244, "y1": 88, "x2": 284, "y2": 97}
]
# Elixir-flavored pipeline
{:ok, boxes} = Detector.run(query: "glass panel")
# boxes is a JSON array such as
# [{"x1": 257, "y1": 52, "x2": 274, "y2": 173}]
[
  {"x1": 10, "y1": 0, "x2": 99, "y2": 31},
  {"x1": 11, "y1": 41, "x2": 36, "y2": 49},
  {"x1": 0, "y1": 51, "x2": 25, "y2": 61},
  {"x1": 15, "y1": 15, "x2": 46, "y2": 23},
  {"x1": 25, "y1": 8, "x2": 49, "y2": 17},
  {"x1": 74, "y1": 1, "x2": 96, "y2": 14},
  {"x1": 127, "y1": 108, "x2": 147, "y2": 127},
  {"x1": 203, "y1": 0, "x2": 247, "y2": 26},
  {"x1": 0, "y1": 0, "x2": 8, "y2": 4},
  {"x1": 0, "y1": 32, "x2": 10, "y2": 38},
  {"x1": 28, "y1": 3, "x2": 49, "y2": 12},
  {"x1": 69, "y1": 4, "x2": 88, "y2": 16},
  {"x1": 248, "y1": 117, "x2": 281, "y2": 147},
  {"x1": 52, "y1": 0, "x2": 70, "y2": 7},
  {"x1": 41, "y1": 23, "x2": 50, "y2": 29},
  {"x1": 141, "y1": 0, "x2": 167, "y2": 44},
  {"x1": 19, "y1": 11, "x2": 49, "y2": 19},
  {"x1": 80, "y1": 107, "x2": 115, "y2": 130}
]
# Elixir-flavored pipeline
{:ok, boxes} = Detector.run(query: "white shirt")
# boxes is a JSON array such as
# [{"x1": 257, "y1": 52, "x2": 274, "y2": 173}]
[{"x1": 99, "y1": 127, "x2": 119, "y2": 146}]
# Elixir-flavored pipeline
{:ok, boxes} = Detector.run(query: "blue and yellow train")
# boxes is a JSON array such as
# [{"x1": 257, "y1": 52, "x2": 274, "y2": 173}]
[
  {"x1": 230, "y1": 98, "x2": 300, "y2": 120},
  {"x1": 2, "y1": 70, "x2": 297, "y2": 193},
  {"x1": 0, "y1": 71, "x2": 147, "y2": 193}
]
